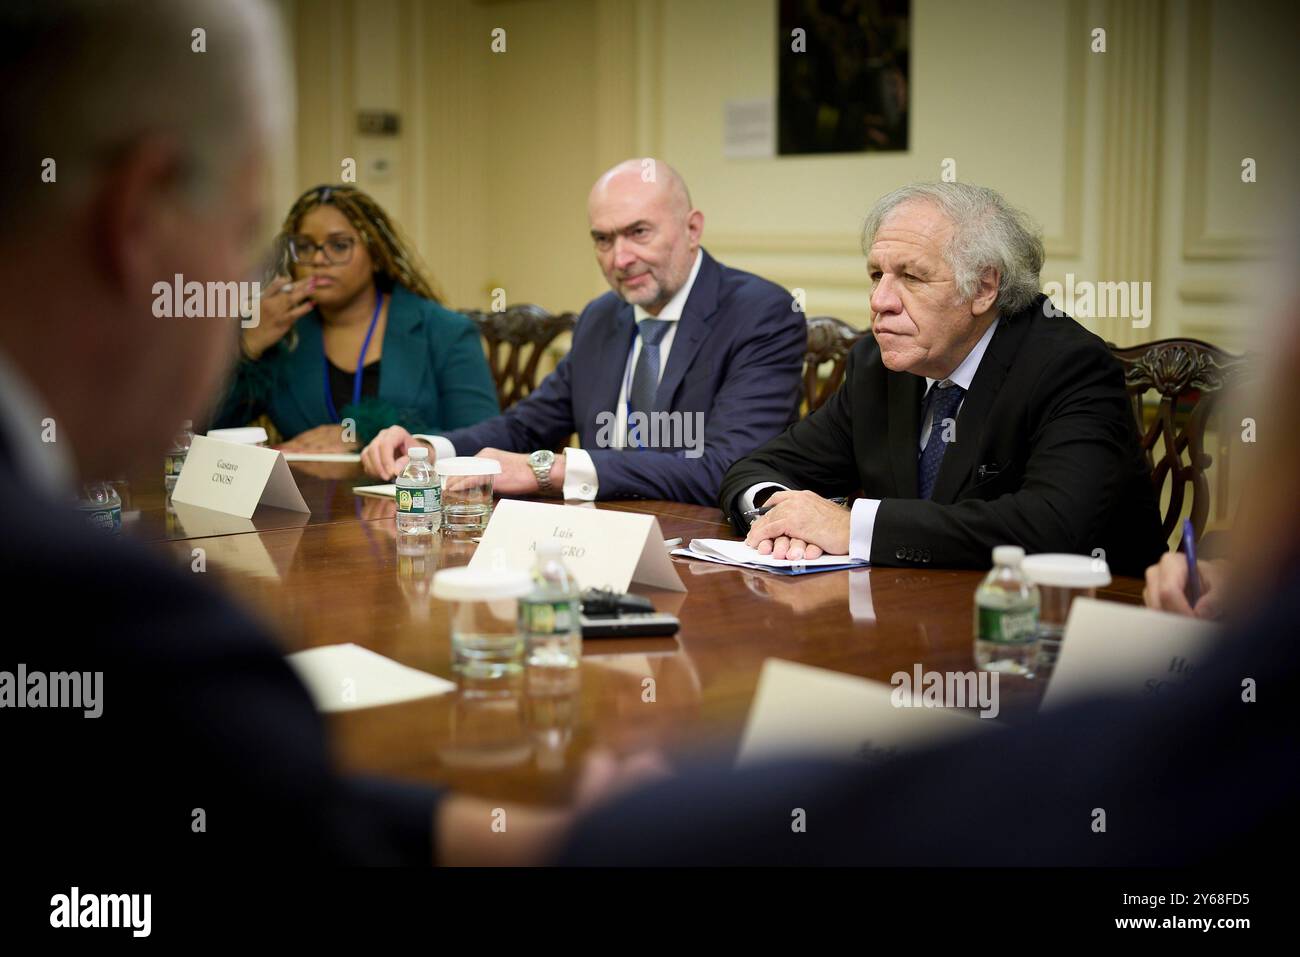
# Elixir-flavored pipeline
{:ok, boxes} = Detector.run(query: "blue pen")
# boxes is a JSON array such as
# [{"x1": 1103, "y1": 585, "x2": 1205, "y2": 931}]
[{"x1": 1182, "y1": 517, "x2": 1201, "y2": 608}]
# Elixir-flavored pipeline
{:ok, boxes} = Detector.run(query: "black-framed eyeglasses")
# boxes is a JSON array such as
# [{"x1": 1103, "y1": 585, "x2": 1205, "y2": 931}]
[{"x1": 287, "y1": 234, "x2": 357, "y2": 265}]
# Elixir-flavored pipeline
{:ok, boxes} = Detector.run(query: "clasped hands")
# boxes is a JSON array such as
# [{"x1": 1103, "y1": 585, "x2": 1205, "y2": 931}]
[{"x1": 743, "y1": 490, "x2": 852, "y2": 561}]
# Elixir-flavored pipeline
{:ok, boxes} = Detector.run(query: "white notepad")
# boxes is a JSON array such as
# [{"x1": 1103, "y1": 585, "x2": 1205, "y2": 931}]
[{"x1": 285, "y1": 643, "x2": 456, "y2": 712}]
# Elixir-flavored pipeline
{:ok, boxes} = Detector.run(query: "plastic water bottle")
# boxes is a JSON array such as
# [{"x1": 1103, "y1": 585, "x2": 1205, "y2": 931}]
[
  {"x1": 974, "y1": 545, "x2": 1040, "y2": 676},
  {"x1": 395, "y1": 446, "x2": 439, "y2": 534},
  {"x1": 519, "y1": 540, "x2": 582, "y2": 669},
  {"x1": 165, "y1": 419, "x2": 194, "y2": 502},
  {"x1": 77, "y1": 482, "x2": 122, "y2": 535}
]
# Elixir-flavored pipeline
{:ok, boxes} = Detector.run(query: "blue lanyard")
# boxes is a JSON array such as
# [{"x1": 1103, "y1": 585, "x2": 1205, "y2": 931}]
[{"x1": 323, "y1": 290, "x2": 384, "y2": 421}]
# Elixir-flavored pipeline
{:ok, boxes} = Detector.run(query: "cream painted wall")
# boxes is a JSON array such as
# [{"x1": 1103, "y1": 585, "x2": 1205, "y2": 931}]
[
  {"x1": 276, "y1": 0, "x2": 1296, "y2": 351},
  {"x1": 654, "y1": 0, "x2": 1081, "y2": 328},
  {"x1": 480, "y1": 0, "x2": 609, "y2": 310}
]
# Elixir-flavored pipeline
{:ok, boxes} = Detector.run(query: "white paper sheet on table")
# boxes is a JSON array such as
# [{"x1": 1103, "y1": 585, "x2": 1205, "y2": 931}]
[
  {"x1": 352, "y1": 484, "x2": 397, "y2": 499},
  {"x1": 281, "y1": 452, "x2": 362, "y2": 463},
  {"x1": 671, "y1": 538, "x2": 867, "y2": 574},
  {"x1": 285, "y1": 643, "x2": 456, "y2": 712}
]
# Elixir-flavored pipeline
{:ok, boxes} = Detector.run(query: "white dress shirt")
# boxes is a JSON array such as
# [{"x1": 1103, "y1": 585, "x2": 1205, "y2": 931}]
[
  {"x1": 418, "y1": 249, "x2": 704, "y2": 500},
  {"x1": 0, "y1": 348, "x2": 76, "y2": 499},
  {"x1": 742, "y1": 316, "x2": 1001, "y2": 561}
]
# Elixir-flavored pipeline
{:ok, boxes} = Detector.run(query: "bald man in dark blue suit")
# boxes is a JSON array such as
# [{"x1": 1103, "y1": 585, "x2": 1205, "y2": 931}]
[{"x1": 362, "y1": 160, "x2": 806, "y2": 505}]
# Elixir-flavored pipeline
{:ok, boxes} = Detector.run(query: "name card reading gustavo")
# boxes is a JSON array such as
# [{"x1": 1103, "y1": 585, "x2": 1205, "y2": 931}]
[
  {"x1": 469, "y1": 499, "x2": 684, "y2": 593},
  {"x1": 170, "y1": 435, "x2": 310, "y2": 519}
]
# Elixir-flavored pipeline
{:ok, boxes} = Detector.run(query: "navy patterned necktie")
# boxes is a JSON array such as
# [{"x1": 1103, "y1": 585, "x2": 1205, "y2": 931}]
[
  {"x1": 627, "y1": 318, "x2": 672, "y2": 444},
  {"x1": 917, "y1": 382, "x2": 966, "y2": 500}
]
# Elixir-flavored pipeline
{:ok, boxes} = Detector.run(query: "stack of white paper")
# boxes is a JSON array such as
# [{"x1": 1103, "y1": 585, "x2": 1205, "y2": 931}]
[{"x1": 671, "y1": 538, "x2": 867, "y2": 574}]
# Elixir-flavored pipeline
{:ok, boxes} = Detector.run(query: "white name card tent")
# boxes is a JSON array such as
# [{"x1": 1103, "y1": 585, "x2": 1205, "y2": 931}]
[
  {"x1": 468, "y1": 499, "x2": 685, "y2": 593},
  {"x1": 738, "y1": 603, "x2": 1223, "y2": 768},
  {"x1": 170, "y1": 435, "x2": 310, "y2": 519},
  {"x1": 737, "y1": 659, "x2": 993, "y2": 768},
  {"x1": 1039, "y1": 597, "x2": 1221, "y2": 712}
]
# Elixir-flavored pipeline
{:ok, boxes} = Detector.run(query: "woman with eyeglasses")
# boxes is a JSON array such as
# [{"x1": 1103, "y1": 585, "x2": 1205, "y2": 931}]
[{"x1": 211, "y1": 184, "x2": 499, "y2": 452}]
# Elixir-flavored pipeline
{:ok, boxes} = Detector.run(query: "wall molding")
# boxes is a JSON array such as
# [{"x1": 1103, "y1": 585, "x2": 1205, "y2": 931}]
[
  {"x1": 634, "y1": 0, "x2": 665, "y2": 157},
  {"x1": 1050, "y1": 0, "x2": 1088, "y2": 260},
  {"x1": 1177, "y1": 279, "x2": 1251, "y2": 305},
  {"x1": 1181, "y1": 0, "x2": 1268, "y2": 260},
  {"x1": 1096, "y1": 0, "x2": 1165, "y2": 345},
  {"x1": 400, "y1": 0, "x2": 424, "y2": 256}
]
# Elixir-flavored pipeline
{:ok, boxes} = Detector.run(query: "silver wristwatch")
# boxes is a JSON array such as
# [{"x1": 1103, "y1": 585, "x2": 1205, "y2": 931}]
[{"x1": 528, "y1": 449, "x2": 556, "y2": 492}]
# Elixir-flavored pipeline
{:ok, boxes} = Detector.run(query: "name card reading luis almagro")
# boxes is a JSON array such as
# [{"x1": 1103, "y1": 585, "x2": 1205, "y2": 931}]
[
  {"x1": 170, "y1": 435, "x2": 310, "y2": 520},
  {"x1": 469, "y1": 499, "x2": 685, "y2": 593}
]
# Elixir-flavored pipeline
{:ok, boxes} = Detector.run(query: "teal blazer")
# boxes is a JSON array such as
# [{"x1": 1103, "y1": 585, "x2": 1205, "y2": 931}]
[{"x1": 212, "y1": 284, "x2": 499, "y2": 441}]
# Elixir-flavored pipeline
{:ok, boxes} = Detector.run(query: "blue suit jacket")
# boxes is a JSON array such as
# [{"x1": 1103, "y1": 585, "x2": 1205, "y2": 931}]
[{"x1": 443, "y1": 249, "x2": 806, "y2": 505}]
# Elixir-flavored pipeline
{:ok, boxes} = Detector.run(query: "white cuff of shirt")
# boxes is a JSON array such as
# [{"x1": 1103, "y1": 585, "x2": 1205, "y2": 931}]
[
  {"x1": 562, "y1": 447, "x2": 598, "y2": 500},
  {"x1": 413, "y1": 434, "x2": 457, "y2": 461},
  {"x1": 740, "y1": 482, "x2": 788, "y2": 519},
  {"x1": 849, "y1": 498, "x2": 881, "y2": 562}
]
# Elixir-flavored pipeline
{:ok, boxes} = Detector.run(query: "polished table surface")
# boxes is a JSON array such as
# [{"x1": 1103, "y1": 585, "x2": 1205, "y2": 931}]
[{"x1": 123, "y1": 462, "x2": 1145, "y2": 806}]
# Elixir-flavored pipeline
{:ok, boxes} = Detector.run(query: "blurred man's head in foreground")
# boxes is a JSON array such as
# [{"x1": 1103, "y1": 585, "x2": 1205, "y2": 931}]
[{"x1": 0, "y1": 0, "x2": 285, "y2": 480}]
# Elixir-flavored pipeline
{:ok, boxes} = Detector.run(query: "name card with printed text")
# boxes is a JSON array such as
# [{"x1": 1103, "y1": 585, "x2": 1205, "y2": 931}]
[
  {"x1": 170, "y1": 435, "x2": 309, "y2": 519},
  {"x1": 737, "y1": 658, "x2": 993, "y2": 768},
  {"x1": 468, "y1": 499, "x2": 685, "y2": 592},
  {"x1": 1039, "y1": 598, "x2": 1221, "y2": 711}
]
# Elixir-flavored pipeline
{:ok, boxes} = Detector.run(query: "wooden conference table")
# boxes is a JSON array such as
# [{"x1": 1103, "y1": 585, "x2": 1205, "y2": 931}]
[{"x1": 124, "y1": 461, "x2": 1144, "y2": 807}]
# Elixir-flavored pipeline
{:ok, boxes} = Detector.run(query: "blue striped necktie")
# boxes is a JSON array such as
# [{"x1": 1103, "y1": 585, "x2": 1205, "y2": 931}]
[
  {"x1": 627, "y1": 318, "x2": 672, "y2": 445},
  {"x1": 917, "y1": 382, "x2": 965, "y2": 499}
]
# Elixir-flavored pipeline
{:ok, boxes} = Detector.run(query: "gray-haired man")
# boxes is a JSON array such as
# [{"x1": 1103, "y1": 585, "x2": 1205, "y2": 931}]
[
  {"x1": 721, "y1": 182, "x2": 1166, "y2": 576},
  {"x1": 0, "y1": 0, "x2": 575, "y2": 868}
]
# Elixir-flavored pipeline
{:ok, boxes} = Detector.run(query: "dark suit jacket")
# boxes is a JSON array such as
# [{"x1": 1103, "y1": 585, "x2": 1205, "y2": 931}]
[
  {"x1": 720, "y1": 295, "x2": 1166, "y2": 577},
  {"x1": 560, "y1": 560, "x2": 1299, "y2": 866},
  {"x1": 443, "y1": 249, "x2": 806, "y2": 505},
  {"x1": 0, "y1": 444, "x2": 440, "y2": 865}
]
